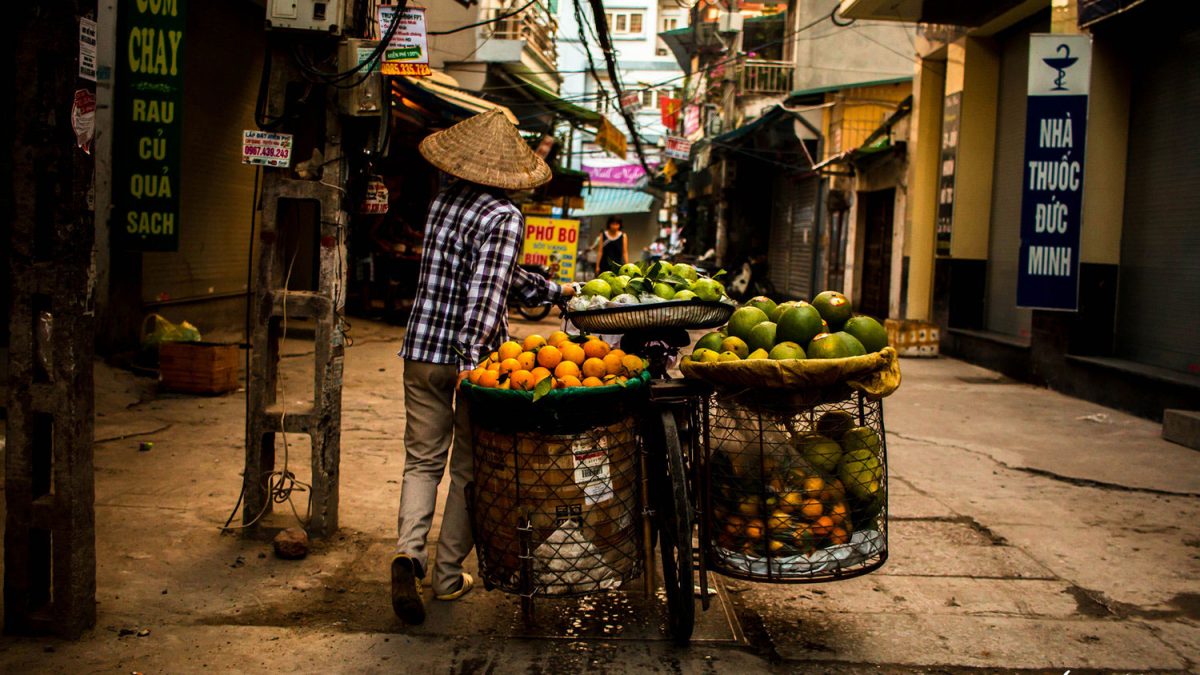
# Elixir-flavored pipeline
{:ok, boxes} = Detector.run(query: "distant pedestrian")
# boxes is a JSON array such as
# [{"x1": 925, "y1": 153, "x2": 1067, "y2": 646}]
[
  {"x1": 594, "y1": 216, "x2": 628, "y2": 274},
  {"x1": 392, "y1": 110, "x2": 575, "y2": 625},
  {"x1": 645, "y1": 237, "x2": 668, "y2": 264}
]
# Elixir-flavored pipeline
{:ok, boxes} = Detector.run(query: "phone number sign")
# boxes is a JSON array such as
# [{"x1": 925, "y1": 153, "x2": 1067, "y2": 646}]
[{"x1": 242, "y1": 130, "x2": 294, "y2": 168}]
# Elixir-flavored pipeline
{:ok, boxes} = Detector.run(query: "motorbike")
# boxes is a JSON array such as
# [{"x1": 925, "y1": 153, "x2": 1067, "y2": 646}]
[
  {"x1": 727, "y1": 254, "x2": 776, "y2": 301},
  {"x1": 509, "y1": 264, "x2": 555, "y2": 321}
]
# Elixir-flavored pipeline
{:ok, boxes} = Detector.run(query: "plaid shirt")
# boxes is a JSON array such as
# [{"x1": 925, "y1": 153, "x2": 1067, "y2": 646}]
[{"x1": 400, "y1": 181, "x2": 560, "y2": 369}]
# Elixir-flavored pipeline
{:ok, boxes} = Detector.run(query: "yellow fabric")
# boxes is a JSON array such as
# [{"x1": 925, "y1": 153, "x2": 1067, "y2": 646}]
[{"x1": 679, "y1": 346, "x2": 901, "y2": 399}]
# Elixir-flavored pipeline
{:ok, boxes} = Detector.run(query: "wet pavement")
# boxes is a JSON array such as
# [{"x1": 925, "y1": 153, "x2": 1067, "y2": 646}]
[{"x1": 0, "y1": 316, "x2": 1197, "y2": 672}]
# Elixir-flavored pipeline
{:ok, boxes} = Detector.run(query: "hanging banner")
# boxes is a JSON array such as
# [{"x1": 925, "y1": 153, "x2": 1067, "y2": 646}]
[
  {"x1": 684, "y1": 105, "x2": 701, "y2": 138},
  {"x1": 619, "y1": 91, "x2": 642, "y2": 113},
  {"x1": 1017, "y1": 34, "x2": 1092, "y2": 311},
  {"x1": 595, "y1": 117, "x2": 627, "y2": 159},
  {"x1": 665, "y1": 136, "x2": 692, "y2": 160},
  {"x1": 935, "y1": 91, "x2": 960, "y2": 256},
  {"x1": 113, "y1": 0, "x2": 185, "y2": 252},
  {"x1": 378, "y1": 6, "x2": 432, "y2": 77},
  {"x1": 522, "y1": 217, "x2": 580, "y2": 284},
  {"x1": 660, "y1": 96, "x2": 681, "y2": 131},
  {"x1": 79, "y1": 17, "x2": 98, "y2": 82},
  {"x1": 582, "y1": 161, "x2": 646, "y2": 187}
]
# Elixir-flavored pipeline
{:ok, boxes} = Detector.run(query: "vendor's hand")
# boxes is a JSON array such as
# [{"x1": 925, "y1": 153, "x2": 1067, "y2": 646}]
[
  {"x1": 456, "y1": 370, "x2": 471, "y2": 391},
  {"x1": 559, "y1": 282, "x2": 576, "y2": 298}
]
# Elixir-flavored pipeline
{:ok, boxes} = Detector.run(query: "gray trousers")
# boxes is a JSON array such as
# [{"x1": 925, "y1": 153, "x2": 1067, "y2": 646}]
[{"x1": 396, "y1": 359, "x2": 474, "y2": 595}]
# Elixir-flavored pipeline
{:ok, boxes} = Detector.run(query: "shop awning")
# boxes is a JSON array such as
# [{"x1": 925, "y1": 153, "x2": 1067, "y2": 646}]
[
  {"x1": 391, "y1": 72, "x2": 518, "y2": 124},
  {"x1": 502, "y1": 67, "x2": 605, "y2": 128},
  {"x1": 574, "y1": 187, "x2": 655, "y2": 217},
  {"x1": 786, "y1": 76, "x2": 912, "y2": 103}
]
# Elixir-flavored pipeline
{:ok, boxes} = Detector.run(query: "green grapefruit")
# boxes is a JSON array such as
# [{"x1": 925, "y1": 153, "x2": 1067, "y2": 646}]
[
  {"x1": 695, "y1": 331, "x2": 726, "y2": 352},
  {"x1": 747, "y1": 321, "x2": 778, "y2": 354},
  {"x1": 776, "y1": 303, "x2": 824, "y2": 347},
  {"x1": 835, "y1": 331, "x2": 867, "y2": 356},
  {"x1": 806, "y1": 332, "x2": 851, "y2": 359},
  {"x1": 720, "y1": 336, "x2": 750, "y2": 359},
  {"x1": 727, "y1": 306, "x2": 770, "y2": 341},
  {"x1": 843, "y1": 316, "x2": 888, "y2": 353},
  {"x1": 745, "y1": 296, "x2": 778, "y2": 320},
  {"x1": 812, "y1": 291, "x2": 853, "y2": 330},
  {"x1": 768, "y1": 341, "x2": 806, "y2": 360}
]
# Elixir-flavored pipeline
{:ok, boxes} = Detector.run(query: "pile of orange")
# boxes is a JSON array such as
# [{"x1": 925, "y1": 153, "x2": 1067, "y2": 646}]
[{"x1": 466, "y1": 331, "x2": 646, "y2": 391}]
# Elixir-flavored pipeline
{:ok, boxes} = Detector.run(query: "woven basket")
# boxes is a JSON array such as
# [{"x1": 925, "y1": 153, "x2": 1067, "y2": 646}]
[{"x1": 566, "y1": 300, "x2": 734, "y2": 333}]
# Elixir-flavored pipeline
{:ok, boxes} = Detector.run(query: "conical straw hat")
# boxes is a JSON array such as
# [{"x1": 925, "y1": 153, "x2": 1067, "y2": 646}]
[{"x1": 419, "y1": 109, "x2": 552, "y2": 190}]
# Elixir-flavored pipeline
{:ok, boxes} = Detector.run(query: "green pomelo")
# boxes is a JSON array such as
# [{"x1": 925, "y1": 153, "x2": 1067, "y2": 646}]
[
  {"x1": 841, "y1": 426, "x2": 882, "y2": 455},
  {"x1": 582, "y1": 279, "x2": 612, "y2": 298},
  {"x1": 770, "y1": 300, "x2": 801, "y2": 323},
  {"x1": 835, "y1": 331, "x2": 867, "y2": 356},
  {"x1": 776, "y1": 304, "x2": 824, "y2": 347},
  {"x1": 806, "y1": 332, "x2": 851, "y2": 359},
  {"x1": 747, "y1": 321, "x2": 778, "y2": 353},
  {"x1": 720, "y1": 336, "x2": 749, "y2": 359},
  {"x1": 844, "y1": 315, "x2": 888, "y2": 353},
  {"x1": 768, "y1": 341, "x2": 805, "y2": 360},
  {"x1": 812, "y1": 290, "x2": 853, "y2": 330},
  {"x1": 816, "y1": 410, "x2": 855, "y2": 439},
  {"x1": 727, "y1": 306, "x2": 770, "y2": 341},
  {"x1": 838, "y1": 448, "x2": 883, "y2": 500},
  {"x1": 695, "y1": 331, "x2": 727, "y2": 352},
  {"x1": 798, "y1": 434, "x2": 843, "y2": 475},
  {"x1": 744, "y1": 296, "x2": 778, "y2": 320}
]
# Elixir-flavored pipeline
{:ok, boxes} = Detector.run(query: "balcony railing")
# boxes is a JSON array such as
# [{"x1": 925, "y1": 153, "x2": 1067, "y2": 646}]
[
  {"x1": 737, "y1": 59, "x2": 795, "y2": 96},
  {"x1": 482, "y1": 0, "x2": 558, "y2": 71}
]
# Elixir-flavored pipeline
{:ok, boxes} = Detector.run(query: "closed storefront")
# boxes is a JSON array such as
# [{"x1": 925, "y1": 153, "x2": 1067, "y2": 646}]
[
  {"x1": 1115, "y1": 21, "x2": 1200, "y2": 375},
  {"x1": 140, "y1": 0, "x2": 264, "y2": 311},
  {"x1": 985, "y1": 15, "x2": 1046, "y2": 339},
  {"x1": 767, "y1": 174, "x2": 817, "y2": 299}
]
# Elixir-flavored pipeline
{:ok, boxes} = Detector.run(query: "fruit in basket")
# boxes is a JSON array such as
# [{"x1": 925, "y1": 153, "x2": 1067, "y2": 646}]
[
  {"x1": 768, "y1": 341, "x2": 805, "y2": 360},
  {"x1": 537, "y1": 345, "x2": 562, "y2": 369},
  {"x1": 691, "y1": 278, "x2": 723, "y2": 302},
  {"x1": 770, "y1": 300, "x2": 800, "y2": 322},
  {"x1": 816, "y1": 410, "x2": 856, "y2": 439},
  {"x1": 609, "y1": 275, "x2": 630, "y2": 295},
  {"x1": 583, "y1": 279, "x2": 612, "y2": 298},
  {"x1": 813, "y1": 290, "x2": 853, "y2": 330},
  {"x1": 673, "y1": 263, "x2": 699, "y2": 281},
  {"x1": 619, "y1": 263, "x2": 642, "y2": 278},
  {"x1": 843, "y1": 315, "x2": 888, "y2": 353},
  {"x1": 766, "y1": 510, "x2": 792, "y2": 532},
  {"x1": 583, "y1": 339, "x2": 610, "y2": 359},
  {"x1": 554, "y1": 360, "x2": 580, "y2": 379},
  {"x1": 718, "y1": 351, "x2": 741, "y2": 362},
  {"x1": 799, "y1": 498, "x2": 823, "y2": 519},
  {"x1": 689, "y1": 348, "x2": 719, "y2": 363},
  {"x1": 510, "y1": 370, "x2": 536, "y2": 391},
  {"x1": 835, "y1": 331, "x2": 868, "y2": 356},
  {"x1": 498, "y1": 340, "x2": 523, "y2": 361},
  {"x1": 582, "y1": 357, "x2": 607, "y2": 379},
  {"x1": 828, "y1": 501, "x2": 848, "y2": 526},
  {"x1": 747, "y1": 348, "x2": 769, "y2": 360},
  {"x1": 798, "y1": 434, "x2": 843, "y2": 474},
  {"x1": 719, "y1": 336, "x2": 749, "y2": 359},
  {"x1": 728, "y1": 306, "x2": 770, "y2": 341},
  {"x1": 806, "y1": 332, "x2": 851, "y2": 359},
  {"x1": 523, "y1": 335, "x2": 546, "y2": 351},
  {"x1": 820, "y1": 478, "x2": 847, "y2": 503},
  {"x1": 621, "y1": 354, "x2": 645, "y2": 375},
  {"x1": 747, "y1": 321, "x2": 778, "y2": 353},
  {"x1": 839, "y1": 448, "x2": 883, "y2": 500},
  {"x1": 548, "y1": 330, "x2": 570, "y2": 347},
  {"x1": 829, "y1": 527, "x2": 850, "y2": 546},
  {"x1": 695, "y1": 331, "x2": 726, "y2": 352},
  {"x1": 674, "y1": 289, "x2": 697, "y2": 301},
  {"x1": 652, "y1": 282, "x2": 677, "y2": 300},
  {"x1": 560, "y1": 342, "x2": 586, "y2": 366},
  {"x1": 791, "y1": 523, "x2": 816, "y2": 552},
  {"x1": 517, "y1": 351, "x2": 537, "y2": 370},
  {"x1": 841, "y1": 426, "x2": 882, "y2": 456},
  {"x1": 776, "y1": 303, "x2": 824, "y2": 346},
  {"x1": 811, "y1": 515, "x2": 835, "y2": 537},
  {"x1": 744, "y1": 296, "x2": 778, "y2": 320},
  {"x1": 582, "y1": 376, "x2": 604, "y2": 387}
]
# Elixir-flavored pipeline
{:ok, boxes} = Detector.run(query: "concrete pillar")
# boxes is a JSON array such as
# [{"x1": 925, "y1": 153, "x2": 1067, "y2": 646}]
[
  {"x1": 1079, "y1": 36, "x2": 1130, "y2": 265},
  {"x1": 902, "y1": 56, "x2": 946, "y2": 321},
  {"x1": 946, "y1": 37, "x2": 1000, "y2": 261},
  {"x1": 6, "y1": 0, "x2": 97, "y2": 638}
]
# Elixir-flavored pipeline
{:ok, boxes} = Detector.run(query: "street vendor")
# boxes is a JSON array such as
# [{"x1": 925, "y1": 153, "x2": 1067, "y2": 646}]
[{"x1": 391, "y1": 109, "x2": 575, "y2": 625}]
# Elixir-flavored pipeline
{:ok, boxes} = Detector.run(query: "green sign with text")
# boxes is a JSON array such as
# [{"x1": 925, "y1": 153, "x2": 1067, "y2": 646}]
[{"x1": 114, "y1": 0, "x2": 185, "y2": 251}]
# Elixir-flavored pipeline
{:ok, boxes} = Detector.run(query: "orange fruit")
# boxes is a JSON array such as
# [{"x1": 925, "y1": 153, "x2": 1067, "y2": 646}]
[
  {"x1": 601, "y1": 352, "x2": 624, "y2": 376},
  {"x1": 537, "y1": 345, "x2": 562, "y2": 369},
  {"x1": 558, "y1": 375, "x2": 582, "y2": 388},
  {"x1": 583, "y1": 339, "x2": 610, "y2": 360},
  {"x1": 608, "y1": 348, "x2": 626, "y2": 361},
  {"x1": 812, "y1": 515, "x2": 834, "y2": 537},
  {"x1": 829, "y1": 502, "x2": 848, "y2": 526},
  {"x1": 582, "y1": 357, "x2": 607, "y2": 379},
  {"x1": 476, "y1": 369, "x2": 499, "y2": 388},
  {"x1": 829, "y1": 527, "x2": 849, "y2": 546},
  {"x1": 531, "y1": 366, "x2": 553, "y2": 384},
  {"x1": 468, "y1": 368, "x2": 485, "y2": 385},
  {"x1": 779, "y1": 491, "x2": 805, "y2": 511},
  {"x1": 517, "y1": 351, "x2": 536, "y2": 371},
  {"x1": 486, "y1": 360, "x2": 501, "y2": 372},
  {"x1": 547, "y1": 330, "x2": 570, "y2": 347},
  {"x1": 802, "y1": 476, "x2": 825, "y2": 495},
  {"x1": 499, "y1": 358, "x2": 521, "y2": 375},
  {"x1": 581, "y1": 376, "x2": 604, "y2": 387},
  {"x1": 560, "y1": 342, "x2": 586, "y2": 366},
  {"x1": 497, "y1": 379, "x2": 511, "y2": 390},
  {"x1": 620, "y1": 354, "x2": 644, "y2": 375},
  {"x1": 510, "y1": 370, "x2": 536, "y2": 391},
  {"x1": 766, "y1": 510, "x2": 791, "y2": 532},
  {"x1": 554, "y1": 361, "x2": 580, "y2": 379},
  {"x1": 744, "y1": 518, "x2": 765, "y2": 541},
  {"x1": 522, "y1": 334, "x2": 546, "y2": 351},
  {"x1": 799, "y1": 498, "x2": 823, "y2": 519},
  {"x1": 498, "y1": 341, "x2": 522, "y2": 361}
]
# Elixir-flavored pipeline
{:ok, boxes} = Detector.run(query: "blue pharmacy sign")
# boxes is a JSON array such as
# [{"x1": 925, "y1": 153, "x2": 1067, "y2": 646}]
[{"x1": 1017, "y1": 34, "x2": 1092, "y2": 310}]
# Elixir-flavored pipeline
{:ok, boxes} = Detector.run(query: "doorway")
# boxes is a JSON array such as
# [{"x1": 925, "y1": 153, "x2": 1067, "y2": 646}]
[{"x1": 858, "y1": 189, "x2": 894, "y2": 319}]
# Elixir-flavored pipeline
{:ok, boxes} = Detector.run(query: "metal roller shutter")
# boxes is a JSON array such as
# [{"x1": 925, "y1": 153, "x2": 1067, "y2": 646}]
[
  {"x1": 767, "y1": 174, "x2": 816, "y2": 300},
  {"x1": 1116, "y1": 24, "x2": 1200, "y2": 375}
]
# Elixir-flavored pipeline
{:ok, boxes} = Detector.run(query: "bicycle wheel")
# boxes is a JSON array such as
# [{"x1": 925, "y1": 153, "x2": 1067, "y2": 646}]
[
  {"x1": 654, "y1": 408, "x2": 695, "y2": 644},
  {"x1": 516, "y1": 303, "x2": 552, "y2": 321}
]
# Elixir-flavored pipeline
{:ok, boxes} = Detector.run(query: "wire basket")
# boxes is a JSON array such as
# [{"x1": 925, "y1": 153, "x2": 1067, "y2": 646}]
[
  {"x1": 468, "y1": 417, "x2": 644, "y2": 598},
  {"x1": 699, "y1": 389, "x2": 887, "y2": 583},
  {"x1": 566, "y1": 300, "x2": 734, "y2": 333}
]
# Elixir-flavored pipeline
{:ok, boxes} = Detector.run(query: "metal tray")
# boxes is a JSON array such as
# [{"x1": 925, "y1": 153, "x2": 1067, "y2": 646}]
[{"x1": 566, "y1": 300, "x2": 734, "y2": 333}]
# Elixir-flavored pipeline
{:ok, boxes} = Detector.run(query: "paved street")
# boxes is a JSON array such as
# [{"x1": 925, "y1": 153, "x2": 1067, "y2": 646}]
[{"x1": 0, "y1": 316, "x2": 1197, "y2": 673}]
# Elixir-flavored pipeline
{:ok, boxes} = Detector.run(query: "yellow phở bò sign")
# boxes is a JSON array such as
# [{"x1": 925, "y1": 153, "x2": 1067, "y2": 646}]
[{"x1": 521, "y1": 217, "x2": 580, "y2": 284}]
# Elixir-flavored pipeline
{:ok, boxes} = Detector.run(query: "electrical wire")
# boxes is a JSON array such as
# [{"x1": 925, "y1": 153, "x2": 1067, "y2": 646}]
[{"x1": 428, "y1": 0, "x2": 538, "y2": 35}]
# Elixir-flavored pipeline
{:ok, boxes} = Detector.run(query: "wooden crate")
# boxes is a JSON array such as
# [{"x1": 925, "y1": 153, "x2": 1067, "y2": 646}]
[{"x1": 159, "y1": 341, "x2": 240, "y2": 394}]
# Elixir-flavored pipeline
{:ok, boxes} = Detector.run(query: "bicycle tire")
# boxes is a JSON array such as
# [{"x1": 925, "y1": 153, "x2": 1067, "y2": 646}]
[
  {"x1": 515, "y1": 303, "x2": 552, "y2": 321},
  {"x1": 655, "y1": 409, "x2": 695, "y2": 644}
]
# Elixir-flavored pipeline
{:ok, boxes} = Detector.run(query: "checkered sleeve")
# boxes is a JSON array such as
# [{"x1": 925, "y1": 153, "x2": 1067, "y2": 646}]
[
  {"x1": 456, "y1": 211, "x2": 523, "y2": 370},
  {"x1": 510, "y1": 263, "x2": 563, "y2": 305}
]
